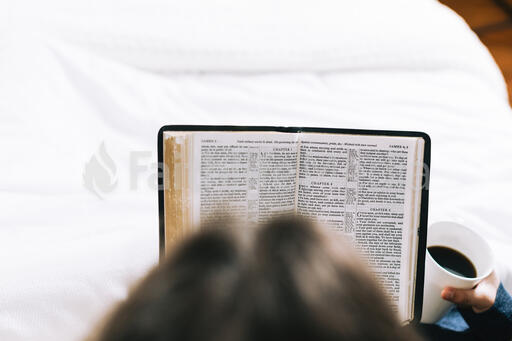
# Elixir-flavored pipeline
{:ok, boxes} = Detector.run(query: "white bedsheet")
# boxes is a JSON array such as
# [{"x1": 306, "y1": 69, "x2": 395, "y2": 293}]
[{"x1": 1, "y1": 0, "x2": 512, "y2": 340}]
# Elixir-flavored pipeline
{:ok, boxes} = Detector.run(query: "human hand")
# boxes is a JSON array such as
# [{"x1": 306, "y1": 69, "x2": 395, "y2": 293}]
[{"x1": 441, "y1": 270, "x2": 500, "y2": 313}]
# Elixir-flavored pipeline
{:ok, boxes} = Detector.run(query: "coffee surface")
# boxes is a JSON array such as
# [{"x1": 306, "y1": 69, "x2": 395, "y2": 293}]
[{"x1": 428, "y1": 246, "x2": 477, "y2": 278}]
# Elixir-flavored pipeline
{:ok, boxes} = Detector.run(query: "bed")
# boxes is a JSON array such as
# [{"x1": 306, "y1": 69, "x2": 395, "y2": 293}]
[{"x1": 1, "y1": 0, "x2": 511, "y2": 340}]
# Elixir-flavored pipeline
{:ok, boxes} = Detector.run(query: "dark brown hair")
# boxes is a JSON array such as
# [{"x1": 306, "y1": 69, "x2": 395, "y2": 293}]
[{"x1": 88, "y1": 216, "x2": 421, "y2": 341}]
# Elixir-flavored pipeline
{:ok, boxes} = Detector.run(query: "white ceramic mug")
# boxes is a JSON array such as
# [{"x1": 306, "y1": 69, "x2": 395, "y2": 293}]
[{"x1": 420, "y1": 221, "x2": 494, "y2": 323}]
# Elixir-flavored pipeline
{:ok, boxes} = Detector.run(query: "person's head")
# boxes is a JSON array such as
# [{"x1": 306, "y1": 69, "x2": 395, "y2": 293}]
[{"x1": 88, "y1": 215, "x2": 421, "y2": 341}]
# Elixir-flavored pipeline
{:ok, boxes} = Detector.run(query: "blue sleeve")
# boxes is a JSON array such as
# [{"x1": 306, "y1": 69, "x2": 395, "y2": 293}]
[
  {"x1": 418, "y1": 283, "x2": 512, "y2": 341},
  {"x1": 457, "y1": 283, "x2": 512, "y2": 341},
  {"x1": 418, "y1": 307, "x2": 475, "y2": 341}
]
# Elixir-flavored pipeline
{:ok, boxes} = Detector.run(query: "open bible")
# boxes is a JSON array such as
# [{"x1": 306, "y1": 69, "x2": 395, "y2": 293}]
[{"x1": 158, "y1": 125, "x2": 430, "y2": 324}]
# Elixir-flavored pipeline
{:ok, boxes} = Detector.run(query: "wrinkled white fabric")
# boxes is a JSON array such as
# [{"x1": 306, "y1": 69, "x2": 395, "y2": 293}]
[{"x1": 1, "y1": 0, "x2": 511, "y2": 340}]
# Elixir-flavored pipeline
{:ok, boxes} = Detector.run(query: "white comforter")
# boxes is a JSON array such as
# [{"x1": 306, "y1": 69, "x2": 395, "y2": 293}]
[{"x1": 1, "y1": 0, "x2": 511, "y2": 340}]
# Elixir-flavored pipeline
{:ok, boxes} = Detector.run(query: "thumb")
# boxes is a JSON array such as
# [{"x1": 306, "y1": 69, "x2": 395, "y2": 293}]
[
  {"x1": 441, "y1": 287, "x2": 493, "y2": 312},
  {"x1": 441, "y1": 287, "x2": 474, "y2": 306}
]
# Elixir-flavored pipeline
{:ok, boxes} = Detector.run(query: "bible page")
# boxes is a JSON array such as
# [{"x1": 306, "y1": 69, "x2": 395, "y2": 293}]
[
  {"x1": 297, "y1": 133, "x2": 423, "y2": 322},
  {"x1": 190, "y1": 132, "x2": 300, "y2": 226}
]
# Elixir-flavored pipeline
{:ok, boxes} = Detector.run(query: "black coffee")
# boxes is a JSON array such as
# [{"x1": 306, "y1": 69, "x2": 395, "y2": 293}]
[{"x1": 428, "y1": 246, "x2": 477, "y2": 278}]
